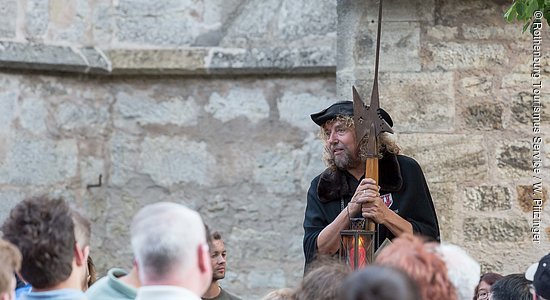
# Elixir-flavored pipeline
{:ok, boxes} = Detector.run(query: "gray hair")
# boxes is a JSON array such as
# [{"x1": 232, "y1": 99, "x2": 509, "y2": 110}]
[
  {"x1": 131, "y1": 202, "x2": 207, "y2": 282},
  {"x1": 438, "y1": 243, "x2": 480, "y2": 300}
]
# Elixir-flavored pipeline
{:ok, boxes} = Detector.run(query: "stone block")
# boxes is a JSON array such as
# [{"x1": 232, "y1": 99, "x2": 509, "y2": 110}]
[
  {"x1": 338, "y1": 0, "x2": 434, "y2": 24},
  {"x1": 429, "y1": 183, "x2": 458, "y2": 242},
  {"x1": 91, "y1": 0, "x2": 113, "y2": 46},
  {"x1": 0, "y1": 0, "x2": 17, "y2": 38},
  {"x1": 20, "y1": 97, "x2": 48, "y2": 135},
  {"x1": 0, "y1": 77, "x2": 18, "y2": 133},
  {"x1": 108, "y1": 49, "x2": 207, "y2": 74},
  {"x1": 114, "y1": 91, "x2": 200, "y2": 127},
  {"x1": 207, "y1": 47, "x2": 336, "y2": 74},
  {"x1": 277, "y1": 91, "x2": 335, "y2": 131},
  {"x1": 464, "y1": 217, "x2": 530, "y2": 242},
  {"x1": 463, "y1": 185, "x2": 512, "y2": 211},
  {"x1": 252, "y1": 141, "x2": 312, "y2": 196},
  {"x1": 80, "y1": 157, "x2": 105, "y2": 190},
  {"x1": 458, "y1": 75, "x2": 493, "y2": 98},
  {"x1": 517, "y1": 185, "x2": 548, "y2": 213},
  {"x1": 80, "y1": 48, "x2": 112, "y2": 73},
  {"x1": 206, "y1": 87, "x2": 269, "y2": 124},
  {"x1": 496, "y1": 141, "x2": 531, "y2": 179},
  {"x1": 462, "y1": 24, "x2": 530, "y2": 41},
  {"x1": 423, "y1": 42, "x2": 507, "y2": 71},
  {"x1": 0, "y1": 42, "x2": 110, "y2": 73},
  {"x1": 115, "y1": 0, "x2": 226, "y2": 46},
  {"x1": 55, "y1": 102, "x2": 110, "y2": 137},
  {"x1": 508, "y1": 92, "x2": 532, "y2": 127},
  {"x1": 141, "y1": 136, "x2": 216, "y2": 186},
  {"x1": 219, "y1": 0, "x2": 280, "y2": 47},
  {"x1": 108, "y1": 132, "x2": 141, "y2": 187},
  {"x1": 425, "y1": 25, "x2": 458, "y2": 40},
  {"x1": 397, "y1": 134, "x2": 487, "y2": 183},
  {"x1": 277, "y1": 0, "x2": 337, "y2": 42},
  {"x1": 378, "y1": 72, "x2": 454, "y2": 132},
  {"x1": 0, "y1": 138, "x2": 78, "y2": 185},
  {"x1": 438, "y1": 0, "x2": 509, "y2": 26},
  {"x1": 462, "y1": 103, "x2": 503, "y2": 130},
  {"x1": 338, "y1": 18, "x2": 421, "y2": 72},
  {"x1": 507, "y1": 91, "x2": 550, "y2": 129},
  {"x1": 26, "y1": 0, "x2": 49, "y2": 40},
  {"x1": 48, "y1": 0, "x2": 89, "y2": 44}
]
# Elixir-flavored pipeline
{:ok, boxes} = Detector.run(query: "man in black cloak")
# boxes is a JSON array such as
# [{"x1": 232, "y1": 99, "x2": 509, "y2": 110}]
[{"x1": 303, "y1": 101, "x2": 440, "y2": 270}]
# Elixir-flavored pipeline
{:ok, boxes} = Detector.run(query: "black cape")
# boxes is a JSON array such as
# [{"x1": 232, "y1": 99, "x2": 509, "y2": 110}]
[{"x1": 302, "y1": 154, "x2": 440, "y2": 268}]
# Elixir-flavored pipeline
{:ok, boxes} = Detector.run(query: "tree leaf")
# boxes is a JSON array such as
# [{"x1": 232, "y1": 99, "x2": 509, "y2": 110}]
[
  {"x1": 516, "y1": 2, "x2": 525, "y2": 17},
  {"x1": 522, "y1": 21, "x2": 533, "y2": 34},
  {"x1": 504, "y1": 2, "x2": 518, "y2": 22},
  {"x1": 526, "y1": 0, "x2": 539, "y2": 17}
]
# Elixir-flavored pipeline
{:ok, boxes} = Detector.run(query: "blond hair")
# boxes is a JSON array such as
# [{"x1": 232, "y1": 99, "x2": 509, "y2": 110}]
[{"x1": 0, "y1": 239, "x2": 22, "y2": 294}]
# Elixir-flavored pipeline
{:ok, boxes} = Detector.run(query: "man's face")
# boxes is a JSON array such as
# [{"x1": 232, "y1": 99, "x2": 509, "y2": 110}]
[
  {"x1": 210, "y1": 239, "x2": 226, "y2": 281},
  {"x1": 323, "y1": 120, "x2": 360, "y2": 170}
]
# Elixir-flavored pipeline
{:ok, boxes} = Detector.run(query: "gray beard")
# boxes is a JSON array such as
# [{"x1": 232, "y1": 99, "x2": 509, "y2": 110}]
[{"x1": 332, "y1": 149, "x2": 360, "y2": 170}]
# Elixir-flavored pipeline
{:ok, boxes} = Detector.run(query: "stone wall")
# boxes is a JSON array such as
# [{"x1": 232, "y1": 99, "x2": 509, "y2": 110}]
[{"x1": 0, "y1": 0, "x2": 547, "y2": 299}]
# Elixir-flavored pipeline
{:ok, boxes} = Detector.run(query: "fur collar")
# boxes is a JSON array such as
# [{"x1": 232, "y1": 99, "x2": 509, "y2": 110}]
[{"x1": 317, "y1": 153, "x2": 403, "y2": 203}]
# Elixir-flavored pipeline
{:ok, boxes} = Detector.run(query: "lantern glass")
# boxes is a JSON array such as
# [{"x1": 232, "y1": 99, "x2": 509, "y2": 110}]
[{"x1": 339, "y1": 218, "x2": 375, "y2": 270}]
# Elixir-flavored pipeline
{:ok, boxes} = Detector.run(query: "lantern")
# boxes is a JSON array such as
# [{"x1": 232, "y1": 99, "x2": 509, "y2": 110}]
[{"x1": 339, "y1": 218, "x2": 375, "y2": 270}]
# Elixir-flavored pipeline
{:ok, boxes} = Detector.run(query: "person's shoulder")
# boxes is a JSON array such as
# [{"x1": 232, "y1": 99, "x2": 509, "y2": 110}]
[
  {"x1": 396, "y1": 154, "x2": 422, "y2": 169},
  {"x1": 220, "y1": 288, "x2": 242, "y2": 300}
]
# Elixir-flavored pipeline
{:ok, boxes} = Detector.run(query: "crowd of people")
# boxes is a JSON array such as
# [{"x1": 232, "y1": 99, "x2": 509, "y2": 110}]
[
  {"x1": 0, "y1": 197, "x2": 241, "y2": 300},
  {"x1": 0, "y1": 100, "x2": 546, "y2": 300},
  {"x1": 0, "y1": 195, "x2": 548, "y2": 300}
]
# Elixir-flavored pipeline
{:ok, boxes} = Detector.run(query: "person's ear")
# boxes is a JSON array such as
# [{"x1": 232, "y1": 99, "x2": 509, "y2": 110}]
[
  {"x1": 74, "y1": 244, "x2": 89, "y2": 266},
  {"x1": 197, "y1": 244, "x2": 211, "y2": 274}
]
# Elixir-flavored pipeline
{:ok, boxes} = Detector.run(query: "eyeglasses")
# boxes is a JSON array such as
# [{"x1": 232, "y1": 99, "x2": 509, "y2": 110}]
[{"x1": 477, "y1": 290, "x2": 489, "y2": 300}]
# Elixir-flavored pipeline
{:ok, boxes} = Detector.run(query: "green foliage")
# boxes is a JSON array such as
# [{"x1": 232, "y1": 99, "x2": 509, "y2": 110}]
[{"x1": 504, "y1": 0, "x2": 550, "y2": 33}]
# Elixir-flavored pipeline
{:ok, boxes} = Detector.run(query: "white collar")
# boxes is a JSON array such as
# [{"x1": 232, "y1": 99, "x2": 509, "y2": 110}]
[{"x1": 136, "y1": 285, "x2": 201, "y2": 300}]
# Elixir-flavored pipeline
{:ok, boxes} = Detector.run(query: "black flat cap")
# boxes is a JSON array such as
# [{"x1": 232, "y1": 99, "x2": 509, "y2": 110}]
[{"x1": 310, "y1": 101, "x2": 393, "y2": 127}]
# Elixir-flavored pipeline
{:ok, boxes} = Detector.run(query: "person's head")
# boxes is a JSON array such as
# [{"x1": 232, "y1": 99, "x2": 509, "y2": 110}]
[
  {"x1": 261, "y1": 288, "x2": 295, "y2": 300},
  {"x1": 375, "y1": 234, "x2": 457, "y2": 300},
  {"x1": 1, "y1": 196, "x2": 88, "y2": 289},
  {"x1": 341, "y1": 265, "x2": 421, "y2": 300},
  {"x1": 311, "y1": 101, "x2": 399, "y2": 171},
  {"x1": 210, "y1": 232, "x2": 227, "y2": 282},
  {"x1": 131, "y1": 202, "x2": 211, "y2": 295},
  {"x1": 0, "y1": 239, "x2": 21, "y2": 300},
  {"x1": 490, "y1": 273, "x2": 532, "y2": 300},
  {"x1": 474, "y1": 273, "x2": 503, "y2": 300},
  {"x1": 294, "y1": 259, "x2": 350, "y2": 300},
  {"x1": 438, "y1": 243, "x2": 480, "y2": 300},
  {"x1": 526, "y1": 254, "x2": 550, "y2": 300}
]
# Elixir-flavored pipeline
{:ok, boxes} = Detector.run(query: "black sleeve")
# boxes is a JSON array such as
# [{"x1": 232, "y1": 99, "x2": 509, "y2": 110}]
[
  {"x1": 303, "y1": 176, "x2": 328, "y2": 267},
  {"x1": 398, "y1": 156, "x2": 440, "y2": 242}
]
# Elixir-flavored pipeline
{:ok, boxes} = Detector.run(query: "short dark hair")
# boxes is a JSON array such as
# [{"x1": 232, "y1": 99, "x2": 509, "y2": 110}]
[
  {"x1": 474, "y1": 272, "x2": 504, "y2": 300},
  {"x1": 211, "y1": 231, "x2": 222, "y2": 241},
  {"x1": 490, "y1": 273, "x2": 532, "y2": 300},
  {"x1": 341, "y1": 265, "x2": 421, "y2": 300},
  {"x1": 295, "y1": 259, "x2": 350, "y2": 300},
  {"x1": 1, "y1": 196, "x2": 76, "y2": 289}
]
